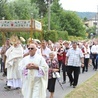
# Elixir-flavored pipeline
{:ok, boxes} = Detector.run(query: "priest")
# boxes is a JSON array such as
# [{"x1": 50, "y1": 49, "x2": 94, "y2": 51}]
[{"x1": 19, "y1": 43, "x2": 49, "y2": 98}]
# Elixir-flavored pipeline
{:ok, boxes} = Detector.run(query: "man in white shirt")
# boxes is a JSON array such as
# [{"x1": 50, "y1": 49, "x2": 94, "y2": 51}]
[
  {"x1": 41, "y1": 40, "x2": 51, "y2": 60},
  {"x1": 91, "y1": 41, "x2": 98, "y2": 70},
  {"x1": 66, "y1": 42, "x2": 84, "y2": 88}
]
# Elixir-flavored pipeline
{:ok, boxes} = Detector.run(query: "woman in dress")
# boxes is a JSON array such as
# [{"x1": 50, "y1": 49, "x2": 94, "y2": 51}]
[{"x1": 46, "y1": 51, "x2": 59, "y2": 98}]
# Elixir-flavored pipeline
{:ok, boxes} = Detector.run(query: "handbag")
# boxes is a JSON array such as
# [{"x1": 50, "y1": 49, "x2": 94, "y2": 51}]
[
  {"x1": 52, "y1": 72, "x2": 60, "y2": 78},
  {"x1": 49, "y1": 59, "x2": 60, "y2": 78}
]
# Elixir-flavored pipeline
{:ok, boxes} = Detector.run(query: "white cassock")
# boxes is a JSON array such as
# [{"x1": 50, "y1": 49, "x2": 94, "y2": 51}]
[
  {"x1": 5, "y1": 44, "x2": 23, "y2": 88},
  {"x1": 19, "y1": 53, "x2": 49, "y2": 98}
]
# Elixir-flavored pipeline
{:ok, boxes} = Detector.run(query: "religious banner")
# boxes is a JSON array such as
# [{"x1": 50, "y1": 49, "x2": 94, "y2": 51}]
[
  {"x1": 0, "y1": 20, "x2": 42, "y2": 32},
  {"x1": 34, "y1": 20, "x2": 42, "y2": 31}
]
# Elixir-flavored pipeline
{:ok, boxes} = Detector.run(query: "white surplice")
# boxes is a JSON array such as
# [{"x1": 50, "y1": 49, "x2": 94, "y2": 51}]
[
  {"x1": 19, "y1": 53, "x2": 49, "y2": 98},
  {"x1": 5, "y1": 44, "x2": 23, "y2": 88}
]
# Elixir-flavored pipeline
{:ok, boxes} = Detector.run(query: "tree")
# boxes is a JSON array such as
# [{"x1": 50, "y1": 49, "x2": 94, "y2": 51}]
[
  {"x1": 44, "y1": 30, "x2": 58, "y2": 42},
  {"x1": 0, "y1": 0, "x2": 12, "y2": 19},
  {"x1": 57, "y1": 31, "x2": 68, "y2": 40},
  {"x1": 42, "y1": 0, "x2": 62, "y2": 30},
  {"x1": 59, "y1": 11, "x2": 86, "y2": 37},
  {"x1": 0, "y1": 0, "x2": 40, "y2": 45},
  {"x1": 11, "y1": 0, "x2": 39, "y2": 19},
  {"x1": 31, "y1": 0, "x2": 50, "y2": 17},
  {"x1": 83, "y1": 17, "x2": 88, "y2": 22},
  {"x1": 43, "y1": 0, "x2": 86, "y2": 38},
  {"x1": 86, "y1": 26, "x2": 96, "y2": 38}
]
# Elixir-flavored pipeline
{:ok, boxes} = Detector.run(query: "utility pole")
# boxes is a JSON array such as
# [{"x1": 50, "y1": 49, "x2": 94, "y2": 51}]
[
  {"x1": 48, "y1": 0, "x2": 51, "y2": 30},
  {"x1": 41, "y1": 13, "x2": 43, "y2": 41},
  {"x1": 30, "y1": 13, "x2": 33, "y2": 43}
]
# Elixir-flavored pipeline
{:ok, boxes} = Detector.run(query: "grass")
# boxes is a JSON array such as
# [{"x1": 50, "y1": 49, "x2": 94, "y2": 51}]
[{"x1": 65, "y1": 72, "x2": 98, "y2": 98}]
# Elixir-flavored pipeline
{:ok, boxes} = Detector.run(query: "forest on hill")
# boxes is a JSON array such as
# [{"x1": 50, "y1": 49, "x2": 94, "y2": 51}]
[{"x1": 76, "y1": 12, "x2": 96, "y2": 19}]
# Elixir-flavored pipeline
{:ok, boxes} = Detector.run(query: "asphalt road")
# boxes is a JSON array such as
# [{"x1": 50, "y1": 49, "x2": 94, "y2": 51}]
[{"x1": 0, "y1": 66, "x2": 96, "y2": 98}]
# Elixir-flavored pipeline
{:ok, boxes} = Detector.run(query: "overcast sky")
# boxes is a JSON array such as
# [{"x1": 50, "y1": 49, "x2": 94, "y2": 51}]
[{"x1": 59, "y1": 0, "x2": 98, "y2": 12}]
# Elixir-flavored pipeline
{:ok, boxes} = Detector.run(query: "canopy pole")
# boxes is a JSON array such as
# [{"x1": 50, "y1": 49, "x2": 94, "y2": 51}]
[{"x1": 2, "y1": 32, "x2": 6, "y2": 45}]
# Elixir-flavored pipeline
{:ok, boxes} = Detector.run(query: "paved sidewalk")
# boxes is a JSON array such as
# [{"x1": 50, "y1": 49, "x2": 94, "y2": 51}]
[
  {"x1": 48, "y1": 66, "x2": 96, "y2": 98},
  {"x1": 0, "y1": 66, "x2": 96, "y2": 98}
]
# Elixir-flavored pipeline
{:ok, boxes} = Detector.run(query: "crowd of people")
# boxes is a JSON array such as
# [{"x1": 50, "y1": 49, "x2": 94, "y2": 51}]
[{"x1": 0, "y1": 35, "x2": 98, "y2": 98}]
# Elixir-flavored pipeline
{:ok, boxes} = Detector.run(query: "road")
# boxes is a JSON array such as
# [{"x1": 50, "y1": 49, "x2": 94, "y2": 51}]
[{"x1": 0, "y1": 66, "x2": 96, "y2": 98}]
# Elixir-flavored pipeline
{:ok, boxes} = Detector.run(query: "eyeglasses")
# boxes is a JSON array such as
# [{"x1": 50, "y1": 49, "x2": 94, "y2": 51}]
[{"x1": 28, "y1": 48, "x2": 34, "y2": 50}]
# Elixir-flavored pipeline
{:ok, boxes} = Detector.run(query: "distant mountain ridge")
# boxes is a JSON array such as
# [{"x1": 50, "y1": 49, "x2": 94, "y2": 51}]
[{"x1": 76, "y1": 12, "x2": 96, "y2": 19}]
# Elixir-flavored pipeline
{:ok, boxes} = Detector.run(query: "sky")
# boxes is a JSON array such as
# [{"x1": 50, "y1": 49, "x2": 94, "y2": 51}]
[{"x1": 59, "y1": 0, "x2": 98, "y2": 12}]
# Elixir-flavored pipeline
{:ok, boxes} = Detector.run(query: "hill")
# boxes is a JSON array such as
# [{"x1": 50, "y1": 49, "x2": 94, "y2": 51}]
[{"x1": 76, "y1": 12, "x2": 96, "y2": 19}]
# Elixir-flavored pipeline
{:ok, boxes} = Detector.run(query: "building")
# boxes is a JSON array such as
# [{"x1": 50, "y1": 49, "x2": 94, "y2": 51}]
[
  {"x1": 85, "y1": 13, "x2": 98, "y2": 27},
  {"x1": 85, "y1": 13, "x2": 98, "y2": 34}
]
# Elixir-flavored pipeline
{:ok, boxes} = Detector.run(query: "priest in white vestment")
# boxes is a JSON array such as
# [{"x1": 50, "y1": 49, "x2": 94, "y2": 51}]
[
  {"x1": 19, "y1": 44, "x2": 49, "y2": 98},
  {"x1": 4, "y1": 36, "x2": 23, "y2": 90}
]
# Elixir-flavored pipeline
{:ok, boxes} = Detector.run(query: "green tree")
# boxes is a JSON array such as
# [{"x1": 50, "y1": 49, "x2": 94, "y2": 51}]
[
  {"x1": 44, "y1": 30, "x2": 58, "y2": 42},
  {"x1": 83, "y1": 17, "x2": 88, "y2": 22},
  {"x1": 59, "y1": 11, "x2": 86, "y2": 37},
  {"x1": 51, "y1": 0, "x2": 62, "y2": 14},
  {"x1": 0, "y1": 0, "x2": 40, "y2": 45},
  {"x1": 0, "y1": 0, "x2": 12, "y2": 19},
  {"x1": 12, "y1": 0, "x2": 39, "y2": 19},
  {"x1": 57, "y1": 31, "x2": 69, "y2": 40},
  {"x1": 43, "y1": 0, "x2": 62, "y2": 30},
  {"x1": 31, "y1": 0, "x2": 49, "y2": 17},
  {"x1": 50, "y1": 0, "x2": 62, "y2": 30},
  {"x1": 86, "y1": 26, "x2": 96, "y2": 38},
  {"x1": 43, "y1": 0, "x2": 86, "y2": 38}
]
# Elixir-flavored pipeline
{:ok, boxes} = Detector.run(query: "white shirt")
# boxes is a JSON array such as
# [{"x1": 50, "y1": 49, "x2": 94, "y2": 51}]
[
  {"x1": 66, "y1": 47, "x2": 84, "y2": 67},
  {"x1": 36, "y1": 48, "x2": 41, "y2": 55},
  {"x1": 91, "y1": 45, "x2": 98, "y2": 54},
  {"x1": 42, "y1": 47, "x2": 51, "y2": 59},
  {"x1": 84, "y1": 47, "x2": 90, "y2": 58}
]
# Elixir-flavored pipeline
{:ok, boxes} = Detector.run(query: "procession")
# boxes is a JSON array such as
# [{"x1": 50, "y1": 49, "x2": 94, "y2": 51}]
[
  {"x1": 0, "y1": 34, "x2": 98, "y2": 98},
  {"x1": 0, "y1": 0, "x2": 98, "y2": 98}
]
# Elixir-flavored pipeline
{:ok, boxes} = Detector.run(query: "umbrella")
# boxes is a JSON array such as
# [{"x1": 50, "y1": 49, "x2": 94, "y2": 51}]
[{"x1": 54, "y1": 72, "x2": 64, "y2": 90}]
